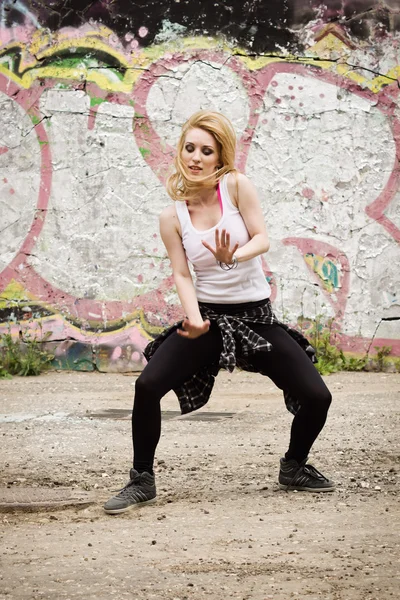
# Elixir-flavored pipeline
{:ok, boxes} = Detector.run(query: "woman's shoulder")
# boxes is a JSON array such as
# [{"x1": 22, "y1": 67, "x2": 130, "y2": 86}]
[
  {"x1": 160, "y1": 204, "x2": 176, "y2": 220},
  {"x1": 159, "y1": 203, "x2": 182, "y2": 236},
  {"x1": 225, "y1": 171, "x2": 251, "y2": 206}
]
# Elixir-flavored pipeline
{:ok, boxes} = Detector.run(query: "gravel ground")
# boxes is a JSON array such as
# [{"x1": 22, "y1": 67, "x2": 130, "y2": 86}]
[{"x1": 0, "y1": 370, "x2": 399, "y2": 600}]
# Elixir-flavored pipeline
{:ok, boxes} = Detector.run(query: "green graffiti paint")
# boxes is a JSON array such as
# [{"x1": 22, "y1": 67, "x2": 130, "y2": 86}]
[
  {"x1": 52, "y1": 56, "x2": 98, "y2": 69},
  {"x1": 90, "y1": 96, "x2": 106, "y2": 107},
  {"x1": 322, "y1": 259, "x2": 339, "y2": 290},
  {"x1": 139, "y1": 147, "x2": 151, "y2": 158},
  {"x1": 305, "y1": 253, "x2": 340, "y2": 293},
  {"x1": 110, "y1": 69, "x2": 124, "y2": 81}
]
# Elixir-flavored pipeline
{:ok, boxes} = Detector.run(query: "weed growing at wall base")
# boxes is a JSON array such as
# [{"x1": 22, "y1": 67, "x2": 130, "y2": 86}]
[
  {"x1": 373, "y1": 345, "x2": 392, "y2": 372},
  {"x1": 0, "y1": 331, "x2": 54, "y2": 377},
  {"x1": 300, "y1": 316, "x2": 389, "y2": 376}
]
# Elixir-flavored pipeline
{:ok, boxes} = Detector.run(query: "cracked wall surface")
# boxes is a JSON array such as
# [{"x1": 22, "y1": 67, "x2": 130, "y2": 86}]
[{"x1": 0, "y1": 0, "x2": 399, "y2": 371}]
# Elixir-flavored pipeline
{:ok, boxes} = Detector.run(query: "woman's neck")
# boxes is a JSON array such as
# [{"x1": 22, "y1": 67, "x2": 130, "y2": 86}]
[{"x1": 188, "y1": 187, "x2": 218, "y2": 207}]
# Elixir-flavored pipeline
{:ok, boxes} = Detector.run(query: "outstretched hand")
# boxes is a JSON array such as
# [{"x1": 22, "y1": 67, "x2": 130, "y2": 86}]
[
  {"x1": 177, "y1": 318, "x2": 211, "y2": 339},
  {"x1": 202, "y1": 228, "x2": 239, "y2": 264}
]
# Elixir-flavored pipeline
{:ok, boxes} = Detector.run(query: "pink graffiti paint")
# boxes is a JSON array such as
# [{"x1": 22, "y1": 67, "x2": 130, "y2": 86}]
[
  {"x1": 131, "y1": 50, "x2": 258, "y2": 175},
  {"x1": 0, "y1": 316, "x2": 151, "y2": 355},
  {"x1": 302, "y1": 187, "x2": 315, "y2": 199},
  {"x1": 337, "y1": 333, "x2": 400, "y2": 355},
  {"x1": 321, "y1": 189, "x2": 329, "y2": 202},
  {"x1": 86, "y1": 87, "x2": 109, "y2": 130},
  {"x1": 0, "y1": 75, "x2": 52, "y2": 290},
  {"x1": 364, "y1": 113, "x2": 400, "y2": 243},
  {"x1": 0, "y1": 75, "x2": 180, "y2": 324},
  {"x1": 0, "y1": 23, "x2": 36, "y2": 46},
  {"x1": 0, "y1": 147, "x2": 8, "y2": 155},
  {"x1": 111, "y1": 346, "x2": 122, "y2": 360},
  {"x1": 249, "y1": 62, "x2": 400, "y2": 248},
  {"x1": 87, "y1": 104, "x2": 100, "y2": 130},
  {"x1": 261, "y1": 256, "x2": 276, "y2": 303},
  {"x1": 0, "y1": 49, "x2": 398, "y2": 357},
  {"x1": 138, "y1": 27, "x2": 148, "y2": 38}
]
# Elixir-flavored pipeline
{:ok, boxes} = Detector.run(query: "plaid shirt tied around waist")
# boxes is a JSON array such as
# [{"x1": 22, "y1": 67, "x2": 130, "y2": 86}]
[{"x1": 143, "y1": 299, "x2": 317, "y2": 416}]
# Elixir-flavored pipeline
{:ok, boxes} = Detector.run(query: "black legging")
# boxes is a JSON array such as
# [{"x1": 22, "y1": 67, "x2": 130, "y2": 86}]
[{"x1": 132, "y1": 322, "x2": 332, "y2": 473}]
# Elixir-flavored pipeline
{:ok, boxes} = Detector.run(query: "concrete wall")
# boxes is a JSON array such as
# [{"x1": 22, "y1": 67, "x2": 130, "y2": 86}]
[{"x1": 0, "y1": 0, "x2": 399, "y2": 371}]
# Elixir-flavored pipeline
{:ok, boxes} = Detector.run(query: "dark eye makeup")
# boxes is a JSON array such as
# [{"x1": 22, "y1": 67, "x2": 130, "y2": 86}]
[{"x1": 184, "y1": 143, "x2": 214, "y2": 155}]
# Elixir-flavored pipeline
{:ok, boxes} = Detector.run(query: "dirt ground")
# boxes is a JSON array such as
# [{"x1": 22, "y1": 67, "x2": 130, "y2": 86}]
[{"x1": 0, "y1": 370, "x2": 399, "y2": 600}]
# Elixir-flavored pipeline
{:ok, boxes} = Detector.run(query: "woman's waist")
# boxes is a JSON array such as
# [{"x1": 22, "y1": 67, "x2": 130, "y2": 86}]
[
  {"x1": 195, "y1": 268, "x2": 269, "y2": 291},
  {"x1": 199, "y1": 297, "x2": 271, "y2": 315}
]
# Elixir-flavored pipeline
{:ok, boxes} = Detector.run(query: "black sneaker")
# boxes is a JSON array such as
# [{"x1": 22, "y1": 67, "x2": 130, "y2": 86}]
[
  {"x1": 103, "y1": 469, "x2": 156, "y2": 514},
  {"x1": 279, "y1": 458, "x2": 335, "y2": 492}
]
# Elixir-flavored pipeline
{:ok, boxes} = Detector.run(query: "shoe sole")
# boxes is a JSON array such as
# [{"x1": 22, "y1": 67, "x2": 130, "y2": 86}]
[
  {"x1": 104, "y1": 497, "x2": 157, "y2": 514},
  {"x1": 279, "y1": 483, "x2": 335, "y2": 492}
]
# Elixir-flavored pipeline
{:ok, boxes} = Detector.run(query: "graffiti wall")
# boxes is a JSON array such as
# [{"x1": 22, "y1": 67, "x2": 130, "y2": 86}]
[{"x1": 0, "y1": 0, "x2": 399, "y2": 371}]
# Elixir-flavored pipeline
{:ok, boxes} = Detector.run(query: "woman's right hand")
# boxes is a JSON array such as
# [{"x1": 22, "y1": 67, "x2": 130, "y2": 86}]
[{"x1": 177, "y1": 318, "x2": 211, "y2": 339}]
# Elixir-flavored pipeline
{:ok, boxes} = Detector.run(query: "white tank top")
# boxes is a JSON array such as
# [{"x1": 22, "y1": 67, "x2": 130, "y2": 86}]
[{"x1": 175, "y1": 173, "x2": 271, "y2": 303}]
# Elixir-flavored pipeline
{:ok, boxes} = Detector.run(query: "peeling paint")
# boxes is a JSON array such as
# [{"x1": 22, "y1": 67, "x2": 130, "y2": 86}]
[{"x1": 0, "y1": 1, "x2": 399, "y2": 371}]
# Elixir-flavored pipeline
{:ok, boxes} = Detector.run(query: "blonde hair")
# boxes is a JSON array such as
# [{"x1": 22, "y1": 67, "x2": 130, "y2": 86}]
[{"x1": 166, "y1": 110, "x2": 237, "y2": 201}]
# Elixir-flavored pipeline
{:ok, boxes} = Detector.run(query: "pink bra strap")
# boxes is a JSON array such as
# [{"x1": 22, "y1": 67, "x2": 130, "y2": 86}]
[{"x1": 217, "y1": 183, "x2": 223, "y2": 214}]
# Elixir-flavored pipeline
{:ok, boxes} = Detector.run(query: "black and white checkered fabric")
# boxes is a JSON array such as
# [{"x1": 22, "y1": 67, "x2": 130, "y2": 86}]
[{"x1": 143, "y1": 299, "x2": 316, "y2": 416}]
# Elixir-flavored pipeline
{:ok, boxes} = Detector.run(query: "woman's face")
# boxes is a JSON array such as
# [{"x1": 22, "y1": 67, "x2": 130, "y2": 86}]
[{"x1": 181, "y1": 127, "x2": 220, "y2": 178}]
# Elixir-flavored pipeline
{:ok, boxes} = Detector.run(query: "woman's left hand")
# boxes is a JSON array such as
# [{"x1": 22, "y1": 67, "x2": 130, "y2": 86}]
[{"x1": 202, "y1": 228, "x2": 239, "y2": 265}]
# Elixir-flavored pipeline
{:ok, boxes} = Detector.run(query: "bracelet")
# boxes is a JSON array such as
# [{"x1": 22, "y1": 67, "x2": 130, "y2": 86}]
[{"x1": 217, "y1": 255, "x2": 238, "y2": 270}]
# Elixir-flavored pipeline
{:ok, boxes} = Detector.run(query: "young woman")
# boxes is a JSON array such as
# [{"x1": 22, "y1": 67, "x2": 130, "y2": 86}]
[{"x1": 104, "y1": 111, "x2": 334, "y2": 514}]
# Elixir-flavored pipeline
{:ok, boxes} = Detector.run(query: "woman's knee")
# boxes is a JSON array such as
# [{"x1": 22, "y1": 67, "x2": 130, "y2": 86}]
[
  {"x1": 134, "y1": 372, "x2": 160, "y2": 404},
  {"x1": 309, "y1": 386, "x2": 332, "y2": 415},
  {"x1": 321, "y1": 387, "x2": 332, "y2": 410}
]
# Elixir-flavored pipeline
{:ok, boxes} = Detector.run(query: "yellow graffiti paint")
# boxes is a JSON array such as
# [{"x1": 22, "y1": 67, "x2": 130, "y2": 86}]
[
  {"x1": 0, "y1": 309, "x2": 154, "y2": 341},
  {"x1": 0, "y1": 27, "x2": 397, "y2": 96},
  {"x1": 0, "y1": 280, "x2": 34, "y2": 308},
  {"x1": 0, "y1": 29, "x2": 227, "y2": 92},
  {"x1": 0, "y1": 281, "x2": 162, "y2": 338},
  {"x1": 142, "y1": 34, "x2": 227, "y2": 61},
  {"x1": 304, "y1": 254, "x2": 340, "y2": 294},
  {"x1": 312, "y1": 31, "x2": 353, "y2": 56}
]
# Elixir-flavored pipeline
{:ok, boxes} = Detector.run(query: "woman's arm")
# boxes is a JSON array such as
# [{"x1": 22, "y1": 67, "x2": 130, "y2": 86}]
[
  {"x1": 228, "y1": 172, "x2": 270, "y2": 262},
  {"x1": 159, "y1": 206, "x2": 210, "y2": 338}
]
